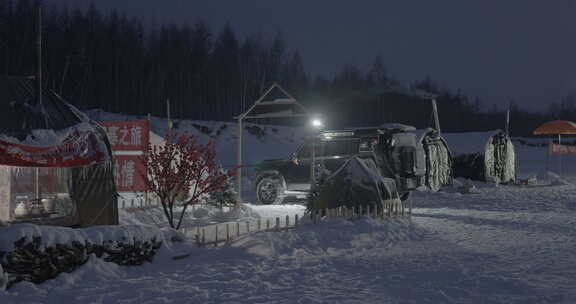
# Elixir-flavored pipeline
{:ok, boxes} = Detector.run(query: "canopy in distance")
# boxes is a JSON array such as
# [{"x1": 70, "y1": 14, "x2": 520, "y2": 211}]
[{"x1": 533, "y1": 120, "x2": 576, "y2": 135}]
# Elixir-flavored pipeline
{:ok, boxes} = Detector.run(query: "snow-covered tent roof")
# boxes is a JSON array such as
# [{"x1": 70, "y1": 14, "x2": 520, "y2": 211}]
[
  {"x1": 0, "y1": 76, "x2": 90, "y2": 141},
  {"x1": 0, "y1": 76, "x2": 117, "y2": 227},
  {"x1": 0, "y1": 76, "x2": 111, "y2": 167}
]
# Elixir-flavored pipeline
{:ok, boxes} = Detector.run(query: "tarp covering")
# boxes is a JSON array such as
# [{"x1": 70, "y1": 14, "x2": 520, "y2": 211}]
[
  {"x1": 533, "y1": 120, "x2": 576, "y2": 135},
  {"x1": 0, "y1": 76, "x2": 117, "y2": 227},
  {"x1": 372, "y1": 131, "x2": 426, "y2": 193},
  {"x1": 448, "y1": 130, "x2": 516, "y2": 183},
  {"x1": 310, "y1": 156, "x2": 400, "y2": 210},
  {"x1": 413, "y1": 129, "x2": 453, "y2": 191}
]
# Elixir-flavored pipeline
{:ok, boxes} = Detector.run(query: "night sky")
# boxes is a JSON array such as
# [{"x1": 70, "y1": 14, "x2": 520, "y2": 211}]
[{"x1": 45, "y1": 0, "x2": 576, "y2": 111}]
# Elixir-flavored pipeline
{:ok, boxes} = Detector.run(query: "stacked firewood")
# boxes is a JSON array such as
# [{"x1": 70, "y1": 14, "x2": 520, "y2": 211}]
[{"x1": 0, "y1": 236, "x2": 163, "y2": 290}]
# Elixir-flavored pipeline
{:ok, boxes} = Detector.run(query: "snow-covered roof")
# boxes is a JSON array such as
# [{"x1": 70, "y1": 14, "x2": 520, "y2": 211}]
[
  {"x1": 379, "y1": 123, "x2": 416, "y2": 131},
  {"x1": 236, "y1": 83, "x2": 309, "y2": 120}
]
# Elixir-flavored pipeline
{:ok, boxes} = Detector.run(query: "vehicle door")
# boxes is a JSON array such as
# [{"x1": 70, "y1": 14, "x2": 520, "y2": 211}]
[{"x1": 287, "y1": 141, "x2": 315, "y2": 190}]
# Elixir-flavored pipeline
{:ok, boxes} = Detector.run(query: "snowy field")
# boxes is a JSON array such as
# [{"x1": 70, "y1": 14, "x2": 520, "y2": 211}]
[{"x1": 2, "y1": 112, "x2": 576, "y2": 303}]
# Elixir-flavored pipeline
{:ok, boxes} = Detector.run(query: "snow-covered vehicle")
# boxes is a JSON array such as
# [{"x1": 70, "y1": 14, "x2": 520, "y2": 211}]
[{"x1": 253, "y1": 124, "x2": 426, "y2": 204}]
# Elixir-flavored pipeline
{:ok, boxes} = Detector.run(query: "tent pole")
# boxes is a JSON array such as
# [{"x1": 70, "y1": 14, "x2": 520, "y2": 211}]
[
  {"x1": 34, "y1": 2, "x2": 42, "y2": 201},
  {"x1": 35, "y1": 1, "x2": 42, "y2": 107},
  {"x1": 310, "y1": 136, "x2": 316, "y2": 188},
  {"x1": 546, "y1": 136, "x2": 550, "y2": 172},
  {"x1": 431, "y1": 99, "x2": 441, "y2": 138},
  {"x1": 35, "y1": 168, "x2": 40, "y2": 200},
  {"x1": 236, "y1": 118, "x2": 243, "y2": 204},
  {"x1": 505, "y1": 108, "x2": 510, "y2": 136},
  {"x1": 559, "y1": 134, "x2": 562, "y2": 175}
]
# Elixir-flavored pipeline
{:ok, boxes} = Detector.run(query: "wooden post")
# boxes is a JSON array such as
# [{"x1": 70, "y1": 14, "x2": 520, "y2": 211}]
[
  {"x1": 295, "y1": 214, "x2": 299, "y2": 227},
  {"x1": 246, "y1": 221, "x2": 250, "y2": 233},
  {"x1": 266, "y1": 219, "x2": 270, "y2": 230},
  {"x1": 226, "y1": 223, "x2": 230, "y2": 241},
  {"x1": 276, "y1": 217, "x2": 280, "y2": 228},
  {"x1": 286, "y1": 215, "x2": 290, "y2": 228},
  {"x1": 201, "y1": 228, "x2": 205, "y2": 245},
  {"x1": 237, "y1": 222, "x2": 240, "y2": 237},
  {"x1": 257, "y1": 219, "x2": 261, "y2": 231}
]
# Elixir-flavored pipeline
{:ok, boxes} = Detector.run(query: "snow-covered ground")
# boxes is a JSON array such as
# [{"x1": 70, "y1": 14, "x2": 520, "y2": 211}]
[{"x1": 2, "y1": 113, "x2": 576, "y2": 303}]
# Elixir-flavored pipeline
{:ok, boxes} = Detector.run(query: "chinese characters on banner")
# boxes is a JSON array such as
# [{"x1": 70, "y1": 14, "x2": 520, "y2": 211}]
[
  {"x1": 549, "y1": 142, "x2": 576, "y2": 155},
  {"x1": 0, "y1": 129, "x2": 108, "y2": 167},
  {"x1": 100, "y1": 120, "x2": 150, "y2": 192},
  {"x1": 100, "y1": 120, "x2": 150, "y2": 151},
  {"x1": 114, "y1": 155, "x2": 147, "y2": 191}
]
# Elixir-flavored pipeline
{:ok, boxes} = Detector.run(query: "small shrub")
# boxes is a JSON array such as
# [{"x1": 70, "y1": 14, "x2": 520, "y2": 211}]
[
  {"x1": 244, "y1": 125, "x2": 267, "y2": 139},
  {"x1": 192, "y1": 123, "x2": 212, "y2": 135}
]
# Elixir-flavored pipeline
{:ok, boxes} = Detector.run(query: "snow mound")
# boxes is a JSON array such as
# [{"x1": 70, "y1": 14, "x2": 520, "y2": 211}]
[
  {"x1": 0, "y1": 223, "x2": 170, "y2": 254},
  {"x1": 536, "y1": 172, "x2": 571, "y2": 186},
  {"x1": 231, "y1": 217, "x2": 428, "y2": 258},
  {"x1": 120, "y1": 204, "x2": 260, "y2": 228}
]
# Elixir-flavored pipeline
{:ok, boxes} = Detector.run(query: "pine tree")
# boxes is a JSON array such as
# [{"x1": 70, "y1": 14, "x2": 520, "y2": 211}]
[
  {"x1": 206, "y1": 166, "x2": 237, "y2": 210},
  {"x1": 306, "y1": 162, "x2": 330, "y2": 214}
]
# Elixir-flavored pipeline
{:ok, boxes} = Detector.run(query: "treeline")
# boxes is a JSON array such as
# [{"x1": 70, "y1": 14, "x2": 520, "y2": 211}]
[
  {"x1": 306, "y1": 68, "x2": 552, "y2": 137},
  {"x1": 0, "y1": 0, "x2": 308, "y2": 121},
  {"x1": 0, "y1": 0, "x2": 570, "y2": 136}
]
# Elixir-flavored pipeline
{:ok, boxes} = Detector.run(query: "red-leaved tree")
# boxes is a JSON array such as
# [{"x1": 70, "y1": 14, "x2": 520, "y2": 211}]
[{"x1": 140, "y1": 132, "x2": 235, "y2": 230}]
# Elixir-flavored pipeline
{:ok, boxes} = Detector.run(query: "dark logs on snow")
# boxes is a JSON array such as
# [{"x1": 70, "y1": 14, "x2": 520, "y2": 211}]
[{"x1": 0, "y1": 236, "x2": 162, "y2": 290}]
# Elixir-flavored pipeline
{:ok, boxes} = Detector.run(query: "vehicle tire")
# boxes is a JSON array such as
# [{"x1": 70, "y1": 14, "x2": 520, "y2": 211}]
[{"x1": 256, "y1": 175, "x2": 286, "y2": 204}]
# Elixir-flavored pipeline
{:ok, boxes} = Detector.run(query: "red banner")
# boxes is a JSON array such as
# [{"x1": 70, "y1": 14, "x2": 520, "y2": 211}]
[
  {"x1": 114, "y1": 154, "x2": 148, "y2": 192},
  {"x1": 0, "y1": 129, "x2": 108, "y2": 167},
  {"x1": 549, "y1": 143, "x2": 576, "y2": 155},
  {"x1": 100, "y1": 120, "x2": 150, "y2": 151},
  {"x1": 100, "y1": 120, "x2": 151, "y2": 192}
]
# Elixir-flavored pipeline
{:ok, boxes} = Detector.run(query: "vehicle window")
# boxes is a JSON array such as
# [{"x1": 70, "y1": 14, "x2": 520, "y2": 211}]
[
  {"x1": 319, "y1": 140, "x2": 358, "y2": 157},
  {"x1": 296, "y1": 139, "x2": 358, "y2": 159}
]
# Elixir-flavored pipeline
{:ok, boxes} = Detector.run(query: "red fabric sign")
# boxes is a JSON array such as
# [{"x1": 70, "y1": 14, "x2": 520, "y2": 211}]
[
  {"x1": 0, "y1": 130, "x2": 108, "y2": 167},
  {"x1": 114, "y1": 154, "x2": 148, "y2": 192},
  {"x1": 100, "y1": 120, "x2": 151, "y2": 192},
  {"x1": 100, "y1": 120, "x2": 150, "y2": 151},
  {"x1": 549, "y1": 143, "x2": 576, "y2": 155}
]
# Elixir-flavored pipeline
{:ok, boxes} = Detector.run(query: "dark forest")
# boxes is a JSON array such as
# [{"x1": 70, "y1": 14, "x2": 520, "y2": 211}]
[{"x1": 1, "y1": 0, "x2": 575, "y2": 136}]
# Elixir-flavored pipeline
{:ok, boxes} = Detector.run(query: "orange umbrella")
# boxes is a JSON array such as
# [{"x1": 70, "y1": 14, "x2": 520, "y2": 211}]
[{"x1": 533, "y1": 120, "x2": 576, "y2": 135}]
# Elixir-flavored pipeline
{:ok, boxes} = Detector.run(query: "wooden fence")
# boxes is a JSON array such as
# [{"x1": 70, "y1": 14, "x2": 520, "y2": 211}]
[{"x1": 180, "y1": 198, "x2": 412, "y2": 247}]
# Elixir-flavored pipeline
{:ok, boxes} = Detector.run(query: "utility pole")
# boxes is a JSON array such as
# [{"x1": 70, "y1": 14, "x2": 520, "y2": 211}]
[{"x1": 167, "y1": 99, "x2": 172, "y2": 130}]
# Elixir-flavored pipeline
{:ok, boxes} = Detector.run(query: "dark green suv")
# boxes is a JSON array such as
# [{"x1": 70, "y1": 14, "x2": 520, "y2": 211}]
[{"x1": 253, "y1": 124, "x2": 426, "y2": 204}]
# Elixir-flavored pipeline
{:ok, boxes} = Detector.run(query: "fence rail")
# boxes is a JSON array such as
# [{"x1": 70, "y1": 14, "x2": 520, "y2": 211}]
[{"x1": 180, "y1": 198, "x2": 412, "y2": 247}]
